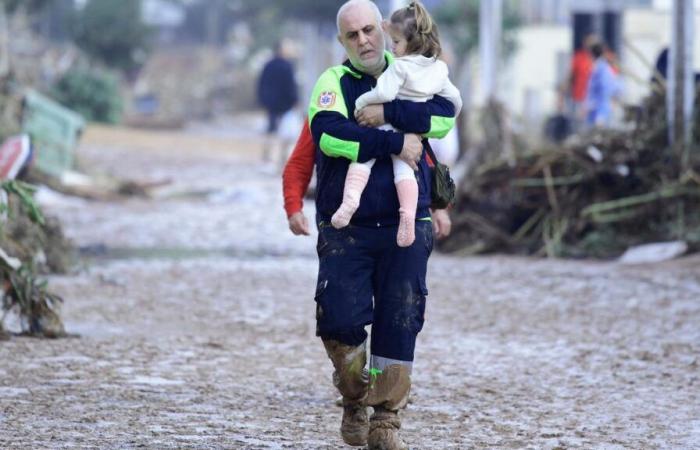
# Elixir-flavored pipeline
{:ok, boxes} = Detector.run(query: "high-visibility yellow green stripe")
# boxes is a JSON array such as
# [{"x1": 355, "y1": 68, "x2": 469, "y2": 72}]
[
  {"x1": 424, "y1": 116, "x2": 455, "y2": 139},
  {"x1": 320, "y1": 133, "x2": 359, "y2": 161},
  {"x1": 308, "y1": 52, "x2": 393, "y2": 123},
  {"x1": 384, "y1": 50, "x2": 395, "y2": 65},
  {"x1": 308, "y1": 66, "x2": 356, "y2": 122}
]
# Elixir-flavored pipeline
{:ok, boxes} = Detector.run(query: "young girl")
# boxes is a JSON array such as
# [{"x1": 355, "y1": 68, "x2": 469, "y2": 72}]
[{"x1": 330, "y1": 1, "x2": 462, "y2": 247}]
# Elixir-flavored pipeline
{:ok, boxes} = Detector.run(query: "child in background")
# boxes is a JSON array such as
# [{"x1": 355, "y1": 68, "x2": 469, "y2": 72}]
[
  {"x1": 330, "y1": 0, "x2": 462, "y2": 247},
  {"x1": 586, "y1": 42, "x2": 621, "y2": 128}
]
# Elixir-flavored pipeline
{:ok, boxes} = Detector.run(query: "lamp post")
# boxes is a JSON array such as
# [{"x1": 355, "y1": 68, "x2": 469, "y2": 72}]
[{"x1": 667, "y1": 0, "x2": 695, "y2": 169}]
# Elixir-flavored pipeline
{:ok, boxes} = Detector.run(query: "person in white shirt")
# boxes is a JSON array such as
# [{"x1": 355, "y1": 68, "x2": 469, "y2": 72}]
[{"x1": 330, "y1": 0, "x2": 462, "y2": 247}]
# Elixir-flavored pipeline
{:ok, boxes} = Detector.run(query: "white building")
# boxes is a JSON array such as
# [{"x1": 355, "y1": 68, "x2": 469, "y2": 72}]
[{"x1": 478, "y1": 0, "x2": 697, "y2": 133}]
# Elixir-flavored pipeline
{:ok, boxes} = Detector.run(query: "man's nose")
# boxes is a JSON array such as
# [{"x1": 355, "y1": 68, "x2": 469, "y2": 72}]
[{"x1": 358, "y1": 32, "x2": 368, "y2": 45}]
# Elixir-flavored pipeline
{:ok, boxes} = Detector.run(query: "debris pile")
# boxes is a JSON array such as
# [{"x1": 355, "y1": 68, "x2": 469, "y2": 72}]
[
  {"x1": 0, "y1": 78, "x2": 73, "y2": 338},
  {"x1": 0, "y1": 181, "x2": 68, "y2": 337},
  {"x1": 441, "y1": 91, "x2": 700, "y2": 258}
]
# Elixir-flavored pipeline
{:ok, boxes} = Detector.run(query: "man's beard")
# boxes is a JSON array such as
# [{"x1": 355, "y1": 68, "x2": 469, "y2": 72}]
[{"x1": 357, "y1": 55, "x2": 385, "y2": 77}]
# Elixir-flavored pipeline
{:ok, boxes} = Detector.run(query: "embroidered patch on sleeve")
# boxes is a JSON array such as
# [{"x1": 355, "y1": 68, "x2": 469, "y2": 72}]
[{"x1": 317, "y1": 91, "x2": 337, "y2": 109}]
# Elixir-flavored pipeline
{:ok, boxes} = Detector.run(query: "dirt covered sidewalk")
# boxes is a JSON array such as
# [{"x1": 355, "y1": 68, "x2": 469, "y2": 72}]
[{"x1": 1, "y1": 124, "x2": 698, "y2": 449}]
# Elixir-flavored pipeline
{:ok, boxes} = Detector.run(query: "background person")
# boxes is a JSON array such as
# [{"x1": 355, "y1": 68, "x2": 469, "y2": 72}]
[
  {"x1": 586, "y1": 42, "x2": 621, "y2": 128},
  {"x1": 567, "y1": 33, "x2": 598, "y2": 130},
  {"x1": 282, "y1": 118, "x2": 314, "y2": 236},
  {"x1": 256, "y1": 38, "x2": 298, "y2": 165}
]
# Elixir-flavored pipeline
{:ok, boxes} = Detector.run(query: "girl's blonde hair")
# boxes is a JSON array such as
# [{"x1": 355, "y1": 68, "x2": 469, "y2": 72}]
[{"x1": 390, "y1": 1, "x2": 441, "y2": 59}]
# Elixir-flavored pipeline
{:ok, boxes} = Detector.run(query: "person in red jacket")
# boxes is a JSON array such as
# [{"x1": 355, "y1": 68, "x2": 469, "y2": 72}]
[
  {"x1": 282, "y1": 118, "x2": 314, "y2": 235},
  {"x1": 282, "y1": 118, "x2": 452, "y2": 239}
]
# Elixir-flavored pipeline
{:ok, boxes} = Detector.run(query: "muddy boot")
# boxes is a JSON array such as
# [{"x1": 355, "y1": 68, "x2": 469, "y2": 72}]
[
  {"x1": 368, "y1": 407, "x2": 408, "y2": 450},
  {"x1": 341, "y1": 400, "x2": 369, "y2": 446},
  {"x1": 323, "y1": 339, "x2": 369, "y2": 446},
  {"x1": 366, "y1": 363, "x2": 412, "y2": 450}
]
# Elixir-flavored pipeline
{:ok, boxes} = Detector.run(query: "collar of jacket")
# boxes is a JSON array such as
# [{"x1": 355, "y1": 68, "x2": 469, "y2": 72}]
[{"x1": 343, "y1": 51, "x2": 395, "y2": 78}]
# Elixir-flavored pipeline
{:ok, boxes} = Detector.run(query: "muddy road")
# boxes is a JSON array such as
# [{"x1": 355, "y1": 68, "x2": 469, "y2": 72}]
[{"x1": 1, "y1": 123, "x2": 698, "y2": 449}]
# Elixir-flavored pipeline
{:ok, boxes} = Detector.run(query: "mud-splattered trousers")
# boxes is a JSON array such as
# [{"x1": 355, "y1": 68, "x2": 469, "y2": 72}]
[{"x1": 315, "y1": 218, "x2": 433, "y2": 412}]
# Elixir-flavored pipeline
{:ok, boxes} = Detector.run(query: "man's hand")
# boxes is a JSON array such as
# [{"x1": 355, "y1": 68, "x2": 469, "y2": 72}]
[
  {"x1": 399, "y1": 134, "x2": 422, "y2": 171},
  {"x1": 431, "y1": 209, "x2": 452, "y2": 240},
  {"x1": 288, "y1": 211, "x2": 310, "y2": 236},
  {"x1": 354, "y1": 104, "x2": 385, "y2": 127}
]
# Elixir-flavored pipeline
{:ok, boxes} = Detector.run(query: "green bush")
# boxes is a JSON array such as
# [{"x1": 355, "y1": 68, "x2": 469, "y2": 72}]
[
  {"x1": 70, "y1": 0, "x2": 151, "y2": 73},
  {"x1": 51, "y1": 68, "x2": 122, "y2": 124}
]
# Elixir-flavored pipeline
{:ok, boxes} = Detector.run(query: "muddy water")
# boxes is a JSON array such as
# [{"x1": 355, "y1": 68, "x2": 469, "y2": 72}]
[{"x1": 1, "y1": 124, "x2": 698, "y2": 449}]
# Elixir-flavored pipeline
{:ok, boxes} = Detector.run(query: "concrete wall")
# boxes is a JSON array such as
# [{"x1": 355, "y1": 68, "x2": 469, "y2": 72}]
[
  {"x1": 482, "y1": 25, "x2": 571, "y2": 132},
  {"x1": 621, "y1": 7, "x2": 700, "y2": 104}
]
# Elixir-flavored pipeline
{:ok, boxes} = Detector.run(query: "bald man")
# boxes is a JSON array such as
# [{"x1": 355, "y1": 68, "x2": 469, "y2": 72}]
[{"x1": 307, "y1": 1, "x2": 456, "y2": 448}]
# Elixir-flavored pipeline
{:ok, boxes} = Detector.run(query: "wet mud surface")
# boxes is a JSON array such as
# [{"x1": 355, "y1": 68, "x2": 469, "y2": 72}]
[{"x1": 1, "y1": 124, "x2": 698, "y2": 449}]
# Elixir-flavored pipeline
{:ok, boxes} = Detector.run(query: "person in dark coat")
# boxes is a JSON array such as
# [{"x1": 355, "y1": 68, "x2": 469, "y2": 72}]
[
  {"x1": 257, "y1": 40, "x2": 298, "y2": 165},
  {"x1": 257, "y1": 39, "x2": 298, "y2": 163},
  {"x1": 653, "y1": 47, "x2": 700, "y2": 86}
]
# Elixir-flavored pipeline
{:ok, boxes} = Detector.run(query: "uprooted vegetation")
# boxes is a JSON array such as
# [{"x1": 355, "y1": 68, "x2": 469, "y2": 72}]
[
  {"x1": 0, "y1": 180, "x2": 72, "y2": 338},
  {"x1": 442, "y1": 91, "x2": 700, "y2": 258}
]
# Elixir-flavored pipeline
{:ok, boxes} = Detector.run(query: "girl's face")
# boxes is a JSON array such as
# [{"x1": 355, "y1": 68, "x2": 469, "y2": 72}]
[{"x1": 388, "y1": 25, "x2": 408, "y2": 57}]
